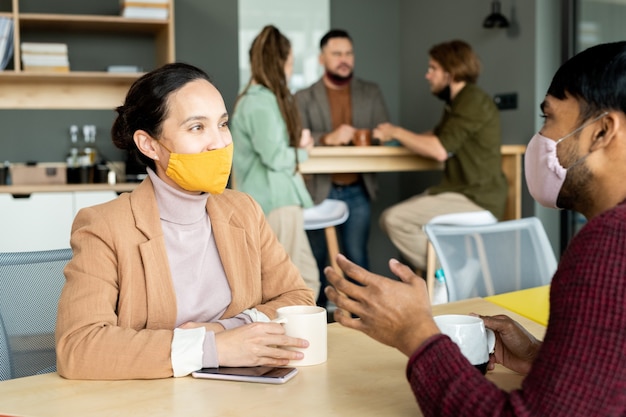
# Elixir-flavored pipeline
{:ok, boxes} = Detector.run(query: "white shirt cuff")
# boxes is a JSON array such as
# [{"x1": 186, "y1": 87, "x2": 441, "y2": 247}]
[
  {"x1": 243, "y1": 308, "x2": 271, "y2": 322},
  {"x1": 171, "y1": 327, "x2": 205, "y2": 377}
]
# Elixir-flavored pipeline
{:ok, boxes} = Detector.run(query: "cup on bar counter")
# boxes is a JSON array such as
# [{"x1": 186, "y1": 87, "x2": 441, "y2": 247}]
[{"x1": 352, "y1": 129, "x2": 372, "y2": 146}]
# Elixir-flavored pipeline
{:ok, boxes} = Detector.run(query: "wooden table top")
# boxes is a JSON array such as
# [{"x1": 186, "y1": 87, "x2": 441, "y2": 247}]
[{"x1": 0, "y1": 297, "x2": 542, "y2": 417}]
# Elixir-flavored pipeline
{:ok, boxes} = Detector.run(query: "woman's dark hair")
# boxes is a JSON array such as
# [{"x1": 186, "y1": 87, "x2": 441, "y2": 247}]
[
  {"x1": 111, "y1": 62, "x2": 212, "y2": 170},
  {"x1": 547, "y1": 41, "x2": 626, "y2": 123}
]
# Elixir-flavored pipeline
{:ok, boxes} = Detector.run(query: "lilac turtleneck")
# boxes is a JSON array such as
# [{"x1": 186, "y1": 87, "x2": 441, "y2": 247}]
[{"x1": 147, "y1": 169, "x2": 252, "y2": 371}]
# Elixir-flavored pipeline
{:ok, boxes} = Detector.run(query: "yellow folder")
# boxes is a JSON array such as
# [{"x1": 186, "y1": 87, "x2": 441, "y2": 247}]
[{"x1": 485, "y1": 285, "x2": 550, "y2": 326}]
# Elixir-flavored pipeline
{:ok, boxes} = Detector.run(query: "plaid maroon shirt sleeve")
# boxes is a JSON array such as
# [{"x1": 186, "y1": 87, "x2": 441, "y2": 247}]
[{"x1": 406, "y1": 202, "x2": 626, "y2": 417}]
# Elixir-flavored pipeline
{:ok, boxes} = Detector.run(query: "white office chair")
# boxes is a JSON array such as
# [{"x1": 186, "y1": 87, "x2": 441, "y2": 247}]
[
  {"x1": 424, "y1": 217, "x2": 557, "y2": 302},
  {"x1": 303, "y1": 199, "x2": 349, "y2": 276},
  {"x1": 424, "y1": 210, "x2": 498, "y2": 302}
]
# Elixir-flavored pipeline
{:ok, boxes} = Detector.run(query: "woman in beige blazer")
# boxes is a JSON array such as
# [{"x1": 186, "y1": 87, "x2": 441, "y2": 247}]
[{"x1": 55, "y1": 63, "x2": 315, "y2": 380}]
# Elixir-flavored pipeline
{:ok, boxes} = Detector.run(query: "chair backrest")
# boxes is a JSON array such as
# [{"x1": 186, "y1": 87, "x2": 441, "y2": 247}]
[
  {"x1": 0, "y1": 248, "x2": 72, "y2": 380},
  {"x1": 424, "y1": 217, "x2": 557, "y2": 302},
  {"x1": 0, "y1": 315, "x2": 10, "y2": 381}
]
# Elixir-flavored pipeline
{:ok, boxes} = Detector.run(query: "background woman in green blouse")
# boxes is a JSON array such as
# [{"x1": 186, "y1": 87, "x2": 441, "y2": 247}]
[{"x1": 231, "y1": 25, "x2": 320, "y2": 298}]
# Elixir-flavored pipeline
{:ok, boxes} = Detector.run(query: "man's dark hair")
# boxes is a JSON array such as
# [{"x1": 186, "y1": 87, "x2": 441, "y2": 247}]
[
  {"x1": 548, "y1": 41, "x2": 626, "y2": 122},
  {"x1": 320, "y1": 29, "x2": 352, "y2": 49}
]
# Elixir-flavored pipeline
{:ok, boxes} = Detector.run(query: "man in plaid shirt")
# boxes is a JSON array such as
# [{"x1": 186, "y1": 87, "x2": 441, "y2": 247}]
[{"x1": 324, "y1": 41, "x2": 626, "y2": 417}]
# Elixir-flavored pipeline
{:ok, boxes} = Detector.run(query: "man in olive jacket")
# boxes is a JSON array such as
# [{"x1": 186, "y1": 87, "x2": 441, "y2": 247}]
[{"x1": 375, "y1": 40, "x2": 507, "y2": 271}]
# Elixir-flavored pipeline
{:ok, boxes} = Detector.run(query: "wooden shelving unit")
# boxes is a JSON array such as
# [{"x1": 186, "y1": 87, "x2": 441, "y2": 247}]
[{"x1": 0, "y1": 1, "x2": 175, "y2": 109}]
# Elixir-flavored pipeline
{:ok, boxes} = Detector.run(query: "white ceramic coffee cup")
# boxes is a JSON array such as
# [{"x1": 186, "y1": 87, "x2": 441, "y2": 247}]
[
  {"x1": 433, "y1": 314, "x2": 495, "y2": 368},
  {"x1": 275, "y1": 305, "x2": 327, "y2": 366}
]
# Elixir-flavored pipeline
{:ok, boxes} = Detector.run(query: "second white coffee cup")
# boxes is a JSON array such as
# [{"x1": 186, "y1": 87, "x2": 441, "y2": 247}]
[
  {"x1": 433, "y1": 314, "x2": 495, "y2": 370},
  {"x1": 275, "y1": 305, "x2": 327, "y2": 366}
]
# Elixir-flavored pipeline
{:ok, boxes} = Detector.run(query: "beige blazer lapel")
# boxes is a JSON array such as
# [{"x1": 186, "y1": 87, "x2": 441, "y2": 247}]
[
  {"x1": 129, "y1": 179, "x2": 177, "y2": 329},
  {"x1": 207, "y1": 192, "x2": 263, "y2": 318}
]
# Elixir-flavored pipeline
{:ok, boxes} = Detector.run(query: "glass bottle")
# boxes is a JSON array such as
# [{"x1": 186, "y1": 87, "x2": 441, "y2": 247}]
[
  {"x1": 78, "y1": 124, "x2": 95, "y2": 183},
  {"x1": 432, "y1": 268, "x2": 449, "y2": 305},
  {"x1": 66, "y1": 125, "x2": 80, "y2": 184}
]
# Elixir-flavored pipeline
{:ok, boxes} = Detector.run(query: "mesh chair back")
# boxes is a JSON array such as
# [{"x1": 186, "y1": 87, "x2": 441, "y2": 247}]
[
  {"x1": 0, "y1": 315, "x2": 10, "y2": 380},
  {"x1": 424, "y1": 217, "x2": 557, "y2": 302},
  {"x1": 0, "y1": 248, "x2": 72, "y2": 380}
]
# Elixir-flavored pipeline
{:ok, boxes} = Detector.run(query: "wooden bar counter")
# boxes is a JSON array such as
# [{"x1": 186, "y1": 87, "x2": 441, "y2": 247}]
[{"x1": 300, "y1": 144, "x2": 526, "y2": 220}]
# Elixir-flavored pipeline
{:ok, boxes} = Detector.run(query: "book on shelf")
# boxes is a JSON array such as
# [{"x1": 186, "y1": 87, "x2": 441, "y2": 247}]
[
  {"x1": 0, "y1": 17, "x2": 14, "y2": 71},
  {"x1": 20, "y1": 42, "x2": 68, "y2": 55},
  {"x1": 107, "y1": 65, "x2": 143, "y2": 73},
  {"x1": 120, "y1": 0, "x2": 169, "y2": 5},
  {"x1": 20, "y1": 42, "x2": 70, "y2": 73},
  {"x1": 120, "y1": 0, "x2": 170, "y2": 19},
  {"x1": 22, "y1": 65, "x2": 70, "y2": 73},
  {"x1": 123, "y1": 1, "x2": 169, "y2": 8},
  {"x1": 121, "y1": 6, "x2": 169, "y2": 19},
  {"x1": 22, "y1": 54, "x2": 70, "y2": 67}
]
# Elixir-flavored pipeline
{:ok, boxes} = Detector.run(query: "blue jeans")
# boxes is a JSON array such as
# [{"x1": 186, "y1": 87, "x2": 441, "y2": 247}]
[{"x1": 307, "y1": 181, "x2": 371, "y2": 306}]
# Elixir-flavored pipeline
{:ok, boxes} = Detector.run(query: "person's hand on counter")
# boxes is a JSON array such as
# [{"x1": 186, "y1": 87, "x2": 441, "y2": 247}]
[
  {"x1": 300, "y1": 128, "x2": 315, "y2": 152},
  {"x1": 373, "y1": 122, "x2": 398, "y2": 143},
  {"x1": 322, "y1": 124, "x2": 355, "y2": 146}
]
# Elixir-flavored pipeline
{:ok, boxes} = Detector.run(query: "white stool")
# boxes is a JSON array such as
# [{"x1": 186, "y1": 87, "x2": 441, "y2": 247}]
[
  {"x1": 424, "y1": 210, "x2": 497, "y2": 302},
  {"x1": 303, "y1": 199, "x2": 349, "y2": 276}
]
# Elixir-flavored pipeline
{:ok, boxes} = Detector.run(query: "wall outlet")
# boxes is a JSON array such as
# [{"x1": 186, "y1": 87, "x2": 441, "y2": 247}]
[{"x1": 494, "y1": 93, "x2": 518, "y2": 110}]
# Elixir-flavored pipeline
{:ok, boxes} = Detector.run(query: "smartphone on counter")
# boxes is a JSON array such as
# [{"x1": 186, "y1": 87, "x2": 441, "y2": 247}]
[{"x1": 191, "y1": 366, "x2": 298, "y2": 384}]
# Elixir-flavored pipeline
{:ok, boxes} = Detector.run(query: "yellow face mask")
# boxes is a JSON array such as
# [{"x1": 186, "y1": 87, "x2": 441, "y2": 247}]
[{"x1": 159, "y1": 142, "x2": 233, "y2": 194}]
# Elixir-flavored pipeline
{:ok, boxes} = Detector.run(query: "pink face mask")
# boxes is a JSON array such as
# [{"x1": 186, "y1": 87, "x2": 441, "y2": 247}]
[{"x1": 524, "y1": 112, "x2": 607, "y2": 209}]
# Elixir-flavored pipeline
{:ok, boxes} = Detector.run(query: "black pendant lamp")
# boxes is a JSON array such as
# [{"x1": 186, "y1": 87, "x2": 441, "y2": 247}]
[{"x1": 483, "y1": 0, "x2": 510, "y2": 29}]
